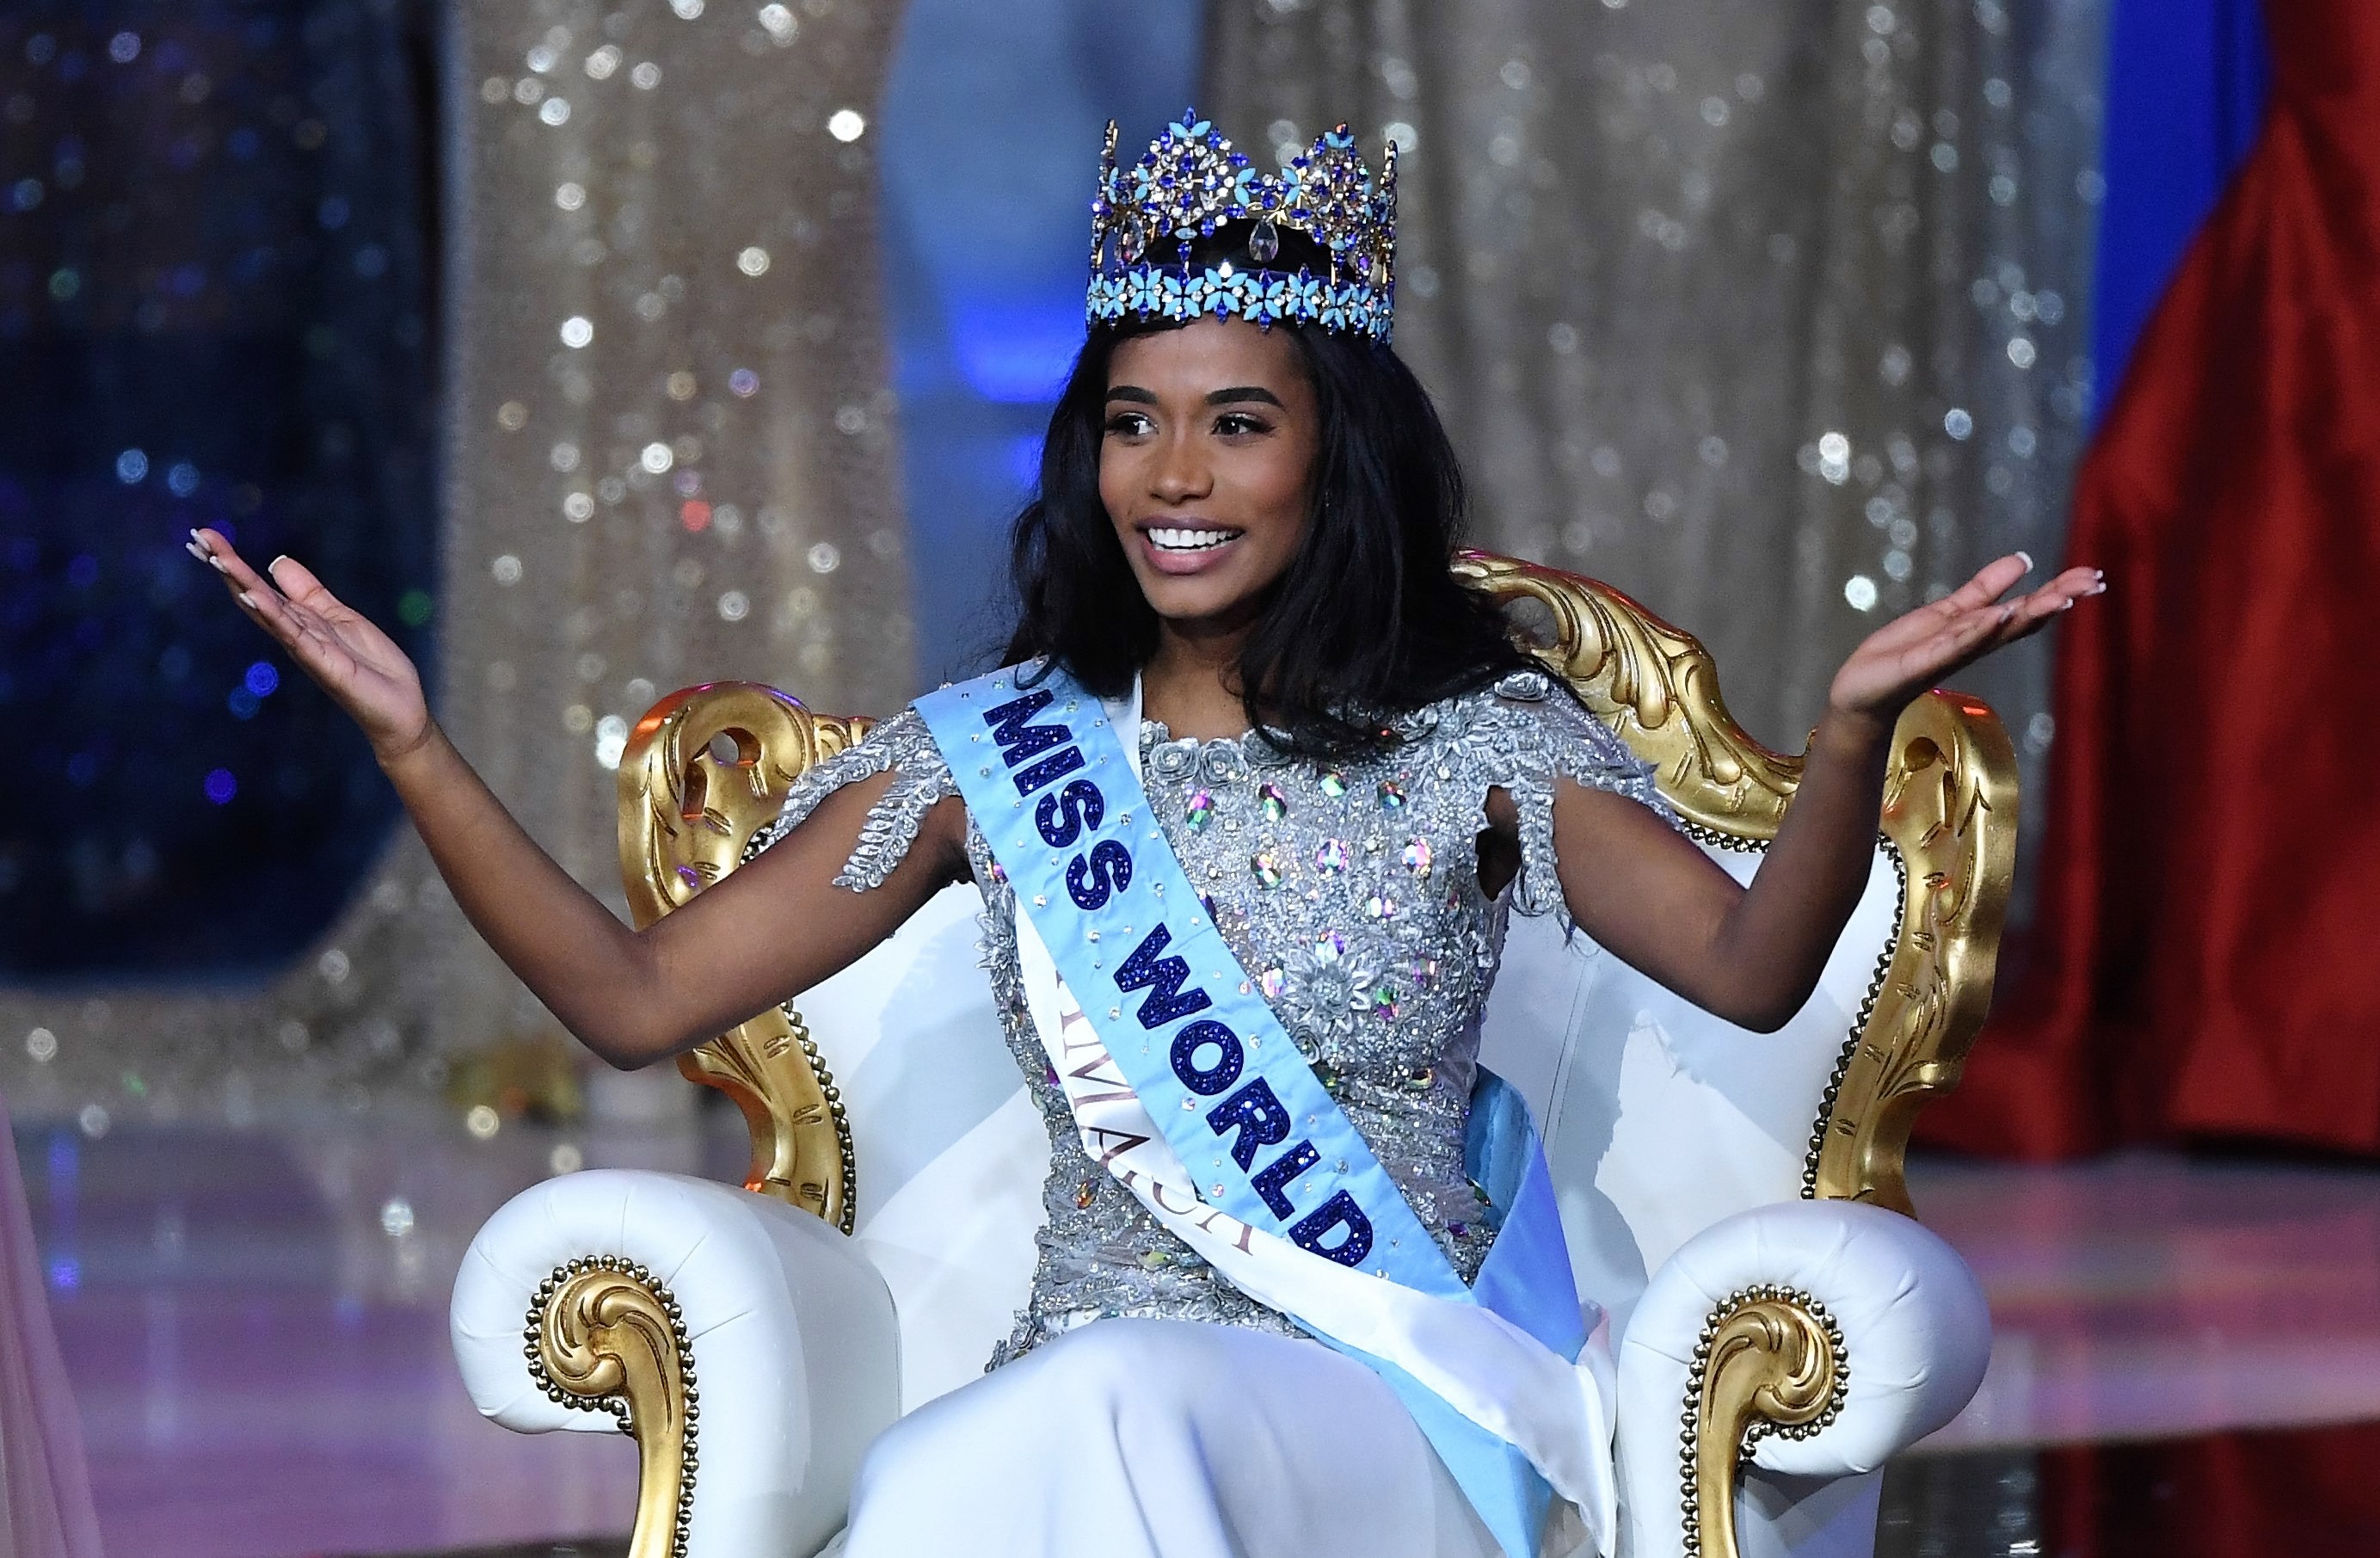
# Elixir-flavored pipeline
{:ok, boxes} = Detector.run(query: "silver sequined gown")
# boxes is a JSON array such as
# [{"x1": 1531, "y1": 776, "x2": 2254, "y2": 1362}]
[{"x1": 767, "y1": 668, "x2": 1666, "y2": 1366}]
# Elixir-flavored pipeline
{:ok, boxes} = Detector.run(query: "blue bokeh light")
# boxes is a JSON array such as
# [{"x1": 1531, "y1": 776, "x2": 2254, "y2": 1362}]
[
  {"x1": 877, "y1": 0, "x2": 1203, "y2": 685},
  {"x1": 951, "y1": 302, "x2": 1092, "y2": 403},
  {"x1": 1006, "y1": 434, "x2": 1046, "y2": 491},
  {"x1": 2, "y1": 4, "x2": 440, "y2": 978}
]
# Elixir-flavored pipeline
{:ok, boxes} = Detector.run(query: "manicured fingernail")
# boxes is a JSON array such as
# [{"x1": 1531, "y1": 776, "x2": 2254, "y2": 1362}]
[
  {"x1": 2016, "y1": 550, "x2": 2033, "y2": 571},
  {"x1": 208, "y1": 557, "x2": 228, "y2": 573},
  {"x1": 184, "y1": 541, "x2": 209, "y2": 561},
  {"x1": 268, "y1": 554, "x2": 292, "y2": 571},
  {"x1": 2088, "y1": 581, "x2": 2107, "y2": 594},
  {"x1": 237, "y1": 592, "x2": 258, "y2": 609}
]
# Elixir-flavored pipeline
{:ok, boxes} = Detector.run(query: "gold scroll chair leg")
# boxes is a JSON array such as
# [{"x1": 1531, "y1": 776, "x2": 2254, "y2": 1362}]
[
  {"x1": 1682, "y1": 1288, "x2": 1848, "y2": 1558},
  {"x1": 529, "y1": 1257, "x2": 698, "y2": 1558}
]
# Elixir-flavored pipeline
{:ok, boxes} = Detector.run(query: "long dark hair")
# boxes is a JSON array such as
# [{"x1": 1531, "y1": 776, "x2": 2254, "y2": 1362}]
[{"x1": 1003, "y1": 301, "x2": 1534, "y2": 761}]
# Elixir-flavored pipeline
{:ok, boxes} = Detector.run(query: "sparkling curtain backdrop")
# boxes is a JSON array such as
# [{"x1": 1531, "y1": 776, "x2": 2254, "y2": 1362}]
[
  {"x1": 1206, "y1": 0, "x2": 2109, "y2": 905},
  {"x1": 437, "y1": 0, "x2": 912, "y2": 1063},
  {"x1": 2, "y1": 0, "x2": 912, "y2": 1126}
]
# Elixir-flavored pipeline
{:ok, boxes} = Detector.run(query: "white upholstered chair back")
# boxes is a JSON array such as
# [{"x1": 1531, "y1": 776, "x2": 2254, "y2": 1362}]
[{"x1": 1479, "y1": 846, "x2": 1903, "y2": 1340}]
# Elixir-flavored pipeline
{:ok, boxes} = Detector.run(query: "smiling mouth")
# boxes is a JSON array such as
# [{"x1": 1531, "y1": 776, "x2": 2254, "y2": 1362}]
[{"x1": 1143, "y1": 525, "x2": 1245, "y2": 553}]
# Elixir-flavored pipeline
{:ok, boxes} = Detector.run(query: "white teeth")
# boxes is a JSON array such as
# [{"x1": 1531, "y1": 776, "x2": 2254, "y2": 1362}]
[{"x1": 1147, "y1": 527, "x2": 1240, "y2": 552}]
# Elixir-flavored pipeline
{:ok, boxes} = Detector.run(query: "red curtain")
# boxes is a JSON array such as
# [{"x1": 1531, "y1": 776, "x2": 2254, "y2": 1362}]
[
  {"x1": 1921, "y1": 2, "x2": 2380, "y2": 1158},
  {"x1": 2039, "y1": 1424, "x2": 2380, "y2": 1558}
]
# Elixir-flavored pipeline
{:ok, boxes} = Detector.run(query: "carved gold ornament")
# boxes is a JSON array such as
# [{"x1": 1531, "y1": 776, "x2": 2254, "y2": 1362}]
[
  {"x1": 1454, "y1": 552, "x2": 1804, "y2": 838},
  {"x1": 1678, "y1": 1286, "x2": 1848, "y2": 1558},
  {"x1": 617, "y1": 683, "x2": 869, "y2": 1230},
  {"x1": 527, "y1": 1257, "x2": 698, "y2": 1558}
]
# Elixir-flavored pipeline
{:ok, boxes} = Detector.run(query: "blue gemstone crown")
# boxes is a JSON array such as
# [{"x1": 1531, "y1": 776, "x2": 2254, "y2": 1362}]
[{"x1": 1087, "y1": 109, "x2": 1399, "y2": 342}]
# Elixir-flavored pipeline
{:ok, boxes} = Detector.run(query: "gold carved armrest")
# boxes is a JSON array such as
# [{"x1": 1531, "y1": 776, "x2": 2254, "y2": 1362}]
[
  {"x1": 616, "y1": 681, "x2": 870, "y2": 1232},
  {"x1": 522, "y1": 687, "x2": 870, "y2": 1558}
]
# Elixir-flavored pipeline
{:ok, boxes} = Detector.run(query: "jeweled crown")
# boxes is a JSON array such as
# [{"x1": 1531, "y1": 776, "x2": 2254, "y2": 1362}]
[{"x1": 1087, "y1": 109, "x2": 1398, "y2": 342}]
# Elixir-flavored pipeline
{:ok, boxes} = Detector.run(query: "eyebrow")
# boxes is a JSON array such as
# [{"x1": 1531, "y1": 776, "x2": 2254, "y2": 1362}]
[{"x1": 1104, "y1": 385, "x2": 1287, "y2": 409}]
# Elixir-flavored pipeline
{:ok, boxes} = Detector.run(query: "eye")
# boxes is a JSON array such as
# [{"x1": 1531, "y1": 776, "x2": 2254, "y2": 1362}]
[
  {"x1": 1104, "y1": 410, "x2": 1154, "y2": 438},
  {"x1": 1213, "y1": 410, "x2": 1272, "y2": 436}
]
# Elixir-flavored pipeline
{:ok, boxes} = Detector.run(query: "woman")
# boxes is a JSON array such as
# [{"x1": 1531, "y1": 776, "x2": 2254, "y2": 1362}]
[{"x1": 190, "y1": 114, "x2": 2096, "y2": 1558}]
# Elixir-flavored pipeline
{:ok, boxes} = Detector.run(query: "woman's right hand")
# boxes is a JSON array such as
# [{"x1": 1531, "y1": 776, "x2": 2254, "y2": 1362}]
[{"x1": 188, "y1": 527, "x2": 433, "y2": 764}]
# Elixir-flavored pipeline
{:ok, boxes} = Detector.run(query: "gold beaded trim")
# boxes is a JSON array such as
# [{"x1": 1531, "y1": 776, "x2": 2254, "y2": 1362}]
[
  {"x1": 1677, "y1": 1284, "x2": 1850, "y2": 1558},
  {"x1": 1676, "y1": 818, "x2": 1768, "y2": 855},
  {"x1": 1801, "y1": 838, "x2": 1907, "y2": 1199},
  {"x1": 524, "y1": 1256, "x2": 699, "y2": 1558},
  {"x1": 779, "y1": 1001, "x2": 857, "y2": 1233},
  {"x1": 1667, "y1": 822, "x2": 1911, "y2": 1203},
  {"x1": 736, "y1": 831, "x2": 857, "y2": 1233}
]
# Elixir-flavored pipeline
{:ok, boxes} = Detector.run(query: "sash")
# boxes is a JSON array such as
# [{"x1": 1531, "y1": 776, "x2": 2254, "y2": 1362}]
[{"x1": 916, "y1": 664, "x2": 1618, "y2": 1558}]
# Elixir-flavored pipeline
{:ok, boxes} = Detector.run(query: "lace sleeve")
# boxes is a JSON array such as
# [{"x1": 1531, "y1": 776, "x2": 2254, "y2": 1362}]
[
  {"x1": 753, "y1": 706, "x2": 960, "y2": 891},
  {"x1": 1480, "y1": 669, "x2": 1676, "y2": 919}
]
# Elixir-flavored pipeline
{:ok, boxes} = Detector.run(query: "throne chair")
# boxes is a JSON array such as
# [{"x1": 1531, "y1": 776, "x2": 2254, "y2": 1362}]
[{"x1": 449, "y1": 553, "x2": 2004, "y2": 1558}]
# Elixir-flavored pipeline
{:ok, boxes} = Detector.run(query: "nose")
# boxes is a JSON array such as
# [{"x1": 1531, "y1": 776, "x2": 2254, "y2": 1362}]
[{"x1": 1148, "y1": 427, "x2": 1211, "y2": 504}]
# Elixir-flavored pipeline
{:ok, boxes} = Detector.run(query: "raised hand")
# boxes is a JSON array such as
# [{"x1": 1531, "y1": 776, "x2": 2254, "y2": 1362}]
[
  {"x1": 1827, "y1": 552, "x2": 2102, "y2": 730},
  {"x1": 187, "y1": 527, "x2": 432, "y2": 761}
]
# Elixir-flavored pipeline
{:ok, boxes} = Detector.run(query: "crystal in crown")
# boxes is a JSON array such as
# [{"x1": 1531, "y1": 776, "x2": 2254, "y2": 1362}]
[{"x1": 1087, "y1": 109, "x2": 1399, "y2": 342}]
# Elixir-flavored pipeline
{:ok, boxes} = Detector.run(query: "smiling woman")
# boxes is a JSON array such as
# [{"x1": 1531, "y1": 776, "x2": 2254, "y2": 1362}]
[
  {"x1": 1008, "y1": 235, "x2": 1544, "y2": 760},
  {"x1": 1102, "y1": 334, "x2": 1317, "y2": 604},
  {"x1": 190, "y1": 110, "x2": 2096, "y2": 1558}
]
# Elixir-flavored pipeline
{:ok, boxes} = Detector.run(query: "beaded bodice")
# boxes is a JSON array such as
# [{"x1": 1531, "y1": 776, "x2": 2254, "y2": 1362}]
[{"x1": 768, "y1": 668, "x2": 1667, "y2": 1363}]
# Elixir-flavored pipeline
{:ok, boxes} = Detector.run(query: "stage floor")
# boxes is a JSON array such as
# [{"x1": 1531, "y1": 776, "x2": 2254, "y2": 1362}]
[{"x1": 16, "y1": 1108, "x2": 2380, "y2": 1557}]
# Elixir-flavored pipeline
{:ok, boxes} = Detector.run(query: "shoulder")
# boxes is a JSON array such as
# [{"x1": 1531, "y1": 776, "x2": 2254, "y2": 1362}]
[
  {"x1": 764, "y1": 705, "x2": 964, "y2": 870},
  {"x1": 1430, "y1": 670, "x2": 1673, "y2": 816},
  {"x1": 1396, "y1": 668, "x2": 1617, "y2": 756},
  {"x1": 790, "y1": 704, "x2": 950, "y2": 791}
]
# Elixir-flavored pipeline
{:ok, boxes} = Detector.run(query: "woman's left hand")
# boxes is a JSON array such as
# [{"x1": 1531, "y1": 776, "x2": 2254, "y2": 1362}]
[{"x1": 1827, "y1": 552, "x2": 2102, "y2": 730}]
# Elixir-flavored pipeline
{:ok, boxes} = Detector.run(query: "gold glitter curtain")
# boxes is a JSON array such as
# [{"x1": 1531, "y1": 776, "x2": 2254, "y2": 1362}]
[
  {"x1": 440, "y1": 0, "x2": 912, "y2": 1050},
  {"x1": 2, "y1": 0, "x2": 911, "y2": 1124},
  {"x1": 1204, "y1": 0, "x2": 2106, "y2": 847}
]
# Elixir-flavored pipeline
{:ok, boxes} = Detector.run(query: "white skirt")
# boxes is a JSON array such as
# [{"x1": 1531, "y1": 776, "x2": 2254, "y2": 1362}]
[{"x1": 836, "y1": 1317, "x2": 1506, "y2": 1558}]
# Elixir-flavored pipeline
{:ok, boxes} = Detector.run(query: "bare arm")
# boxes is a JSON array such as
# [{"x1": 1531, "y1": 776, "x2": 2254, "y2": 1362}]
[
  {"x1": 389, "y1": 732, "x2": 963, "y2": 1065},
  {"x1": 189, "y1": 527, "x2": 964, "y2": 1068},
  {"x1": 1529, "y1": 553, "x2": 2101, "y2": 1031}
]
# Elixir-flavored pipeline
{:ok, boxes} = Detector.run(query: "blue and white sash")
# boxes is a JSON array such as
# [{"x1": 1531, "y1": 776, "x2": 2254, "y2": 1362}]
[{"x1": 917, "y1": 664, "x2": 1618, "y2": 1558}]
